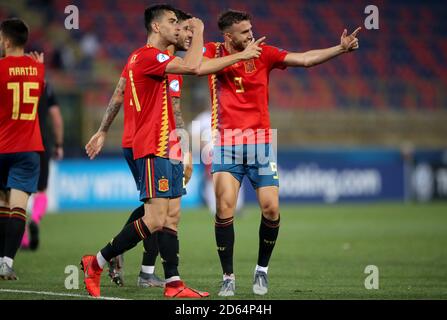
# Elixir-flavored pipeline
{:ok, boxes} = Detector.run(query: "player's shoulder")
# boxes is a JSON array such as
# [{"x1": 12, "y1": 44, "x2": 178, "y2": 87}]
[
  {"x1": 203, "y1": 42, "x2": 222, "y2": 54},
  {"x1": 139, "y1": 45, "x2": 171, "y2": 62},
  {"x1": 260, "y1": 43, "x2": 287, "y2": 52},
  {"x1": 0, "y1": 55, "x2": 43, "y2": 67}
]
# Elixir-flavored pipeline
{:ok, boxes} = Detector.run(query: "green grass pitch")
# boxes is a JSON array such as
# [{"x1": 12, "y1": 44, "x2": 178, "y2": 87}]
[{"x1": 1, "y1": 203, "x2": 446, "y2": 300}]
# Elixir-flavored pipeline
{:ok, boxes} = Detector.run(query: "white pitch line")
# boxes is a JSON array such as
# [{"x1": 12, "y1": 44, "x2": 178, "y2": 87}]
[{"x1": 0, "y1": 289, "x2": 129, "y2": 300}]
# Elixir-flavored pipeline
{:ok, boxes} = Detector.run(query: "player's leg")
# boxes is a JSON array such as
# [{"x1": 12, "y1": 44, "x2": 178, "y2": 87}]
[
  {"x1": 255, "y1": 186, "x2": 280, "y2": 267},
  {"x1": 0, "y1": 189, "x2": 9, "y2": 276},
  {"x1": 1, "y1": 189, "x2": 29, "y2": 280},
  {"x1": 125, "y1": 147, "x2": 162, "y2": 281},
  {"x1": 137, "y1": 195, "x2": 182, "y2": 288},
  {"x1": 1, "y1": 152, "x2": 40, "y2": 280},
  {"x1": 106, "y1": 148, "x2": 145, "y2": 286},
  {"x1": 159, "y1": 160, "x2": 208, "y2": 298},
  {"x1": 213, "y1": 171, "x2": 241, "y2": 296},
  {"x1": 247, "y1": 144, "x2": 281, "y2": 295},
  {"x1": 22, "y1": 151, "x2": 49, "y2": 250},
  {"x1": 0, "y1": 159, "x2": 9, "y2": 267},
  {"x1": 80, "y1": 156, "x2": 166, "y2": 297},
  {"x1": 105, "y1": 205, "x2": 145, "y2": 287}
]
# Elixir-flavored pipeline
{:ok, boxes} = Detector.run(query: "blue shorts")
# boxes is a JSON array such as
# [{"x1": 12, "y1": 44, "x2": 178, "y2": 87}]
[
  {"x1": 123, "y1": 148, "x2": 139, "y2": 190},
  {"x1": 136, "y1": 155, "x2": 186, "y2": 201},
  {"x1": 0, "y1": 152, "x2": 40, "y2": 194},
  {"x1": 211, "y1": 144, "x2": 279, "y2": 189}
]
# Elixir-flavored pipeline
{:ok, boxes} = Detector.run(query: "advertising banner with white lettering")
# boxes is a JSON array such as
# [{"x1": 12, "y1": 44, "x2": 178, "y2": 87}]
[
  {"x1": 241, "y1": 149, "x2": 405, "y2": 203},
  {"x1": 47, "y1": 159, "x2": 203, "y2": 212},
  {"x1": 412, "y1": 150, "x2": 447, "y2": 202}
]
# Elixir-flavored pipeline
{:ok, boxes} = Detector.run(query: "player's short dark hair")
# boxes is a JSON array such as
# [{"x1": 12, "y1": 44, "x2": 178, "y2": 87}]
[
  {"x1": 174, "y1": 9, "x2": 192, "y2": 23},
  {"x1": 0, "y1": 18, "x2": 29, "y2": 47},
  {"x1": 144, "y1": 4, "x2": 177, "y2": 33},
  {"x1": 218, "y1": 10, "x2": 251, "y2": 32}
]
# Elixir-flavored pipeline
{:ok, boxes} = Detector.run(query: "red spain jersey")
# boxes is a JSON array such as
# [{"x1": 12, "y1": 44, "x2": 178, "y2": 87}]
[
  {"x1": 120, "y1": 62, "x2": 183, "y2": 149},
  {"x1": 167, "y1": 74, "x2": 183, "y2": 99},
  {"x1": 120, "y1": 63, "x2": 133, "y2": 148},
  {"x1": 203, "y1": 42, "x2": 288, "y2": 146},
  {"x1": 126, "y1": 45, "x2": 181, "y2": 160},
  {"x1": 0, "y1": 56, "x2": 45, "y2": 153}
]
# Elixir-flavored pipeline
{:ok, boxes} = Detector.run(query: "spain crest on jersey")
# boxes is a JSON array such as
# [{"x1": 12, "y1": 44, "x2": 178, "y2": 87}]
[
  {"x1": 244, "y1": 59, "x2": 256, "y2": 74},
  {"x1": 159, "y1": 178, "x2": 169, "y2": 192}
]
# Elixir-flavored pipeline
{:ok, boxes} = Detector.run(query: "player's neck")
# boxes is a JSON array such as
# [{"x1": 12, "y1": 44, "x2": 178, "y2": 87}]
[
  {"x1": 5, "y1": 47, "x2": 24, "y2": 57},
  {"x1": 167, "y1": 44, "x2": 175, "y2": 55},
  {"x1": 147, "y1": 34, "x2": 169, "y2": 52},
  {"x1": 224, "y1": 41, "x2": 240, "y2": 55}
]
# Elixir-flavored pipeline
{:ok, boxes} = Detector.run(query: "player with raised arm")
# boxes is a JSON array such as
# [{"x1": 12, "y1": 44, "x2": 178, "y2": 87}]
[
  {"x1": 80, "y1": 4, "x2": 214, "y2": 298},
  {"x1": 0, "y1": 18, "x2": 45, "y2": 279},
  {"x1": 85, "y1": 9, "x2": 195, "y2": 289},
  {"x1": 202, "y1": 10, "x2": 360, "y2": 296}
]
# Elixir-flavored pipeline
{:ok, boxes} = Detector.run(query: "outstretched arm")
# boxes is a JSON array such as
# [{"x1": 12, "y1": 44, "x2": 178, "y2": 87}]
[
  {"x1": 197, "y1": 36, "x2": 266, "y2": 76},
  {"x1": 284, "y1": 27, "x2": 361, "y2": 68},
  {"x1": 85, "y1": 77, "x2": 126, "y2": 160},
  {"x1": 166, "y1": 18, "x2": 204, "y2": 75}
]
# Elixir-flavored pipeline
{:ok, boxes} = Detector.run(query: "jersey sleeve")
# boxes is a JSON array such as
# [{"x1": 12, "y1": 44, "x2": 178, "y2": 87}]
[
  {"x1": 139, "y1": 49, "x2": 176, "y2": 77},
  {"x1": 168, "y1": 74, "x2": 182, "y2": 98},
  {"x1": 203, "y1": 42, "x2": 217, "y2": 59},
  {"x1": 263, "y1": 45, "x2": 288, "y2": 70}
]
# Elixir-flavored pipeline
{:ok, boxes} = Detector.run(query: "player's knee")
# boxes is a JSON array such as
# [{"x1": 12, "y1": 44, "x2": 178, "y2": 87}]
[
  {"x1": 165, "y1": 214, "x2": 180, "y2": 231},
  {"x1": 261, "y1": 202, "x2": 280, "y2": 220},
  {"x1": 216, "y1": 199, "x2": 236, "y2": 218},
  {"x1": 142, "y1": 214, "x2": 165, "y2": 233}
]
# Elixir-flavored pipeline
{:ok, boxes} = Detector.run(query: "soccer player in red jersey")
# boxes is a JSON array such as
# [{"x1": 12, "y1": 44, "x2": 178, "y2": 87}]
[
  {"x1": 203, "y1": 10, "x2": 360, "y2": 296},
  {"x1": 80, "y1": 4, "x2": 214, "y2": 298},
  {"x1": 85, "y1": 9, "x2": 195, "y2": 289},
  {"x1": 0, "y1": 18, "x2": 45, "y2": 280}
]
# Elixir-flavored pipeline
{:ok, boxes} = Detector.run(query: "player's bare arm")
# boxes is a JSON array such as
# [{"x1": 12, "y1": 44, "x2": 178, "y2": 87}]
[
  {"x1": 284, "y1": 27, "x2": 361, "y2": 67},
  {"x1": 48, "y1": 106, "x2": 64, "y2": 160},
  {"x1": 197, "y1": 36, "x2": 266, "y2": 76},
  {"x1": 85, "y1": 77, "x2": 126, "y2": 160},
  {"x1": 166, "y1": 18, "x2": 204, "y2": 75},
  {"x1": 172, "y1": 96, "x2": 193, "y2": 184}
]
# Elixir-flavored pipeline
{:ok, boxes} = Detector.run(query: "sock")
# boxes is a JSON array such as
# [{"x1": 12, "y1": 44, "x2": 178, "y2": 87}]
[
  {"x1": 100, "y1": 218, "x2": 150, "y2": 262},
  {"x1": 96, "y1": 251, "x2": 107, "y2": 269},
  {"x1": 158, "y1": 227, "x2": 179, "y2": 280},
  {"x1": 3, "y1": 256, "x2": 13, "y2": 268},
  {"x1": 223, "y1": 273, "x2": 235, "y2": 281},
  {"x1": 215, "y1": 215, "x2": 234, "y2": 275},
  {"x1": 123, "y1": 205, "x2": 145, "y2": 227},
  {"x1": 31, "y1": 192, "x2": 48, "y2": 224},
  {"x1": 0, "y1": 206, "x2": 10, "y2": 258},
  {"x1": 165, "y1": 276, "x2": 181, "y2": 284},
  {"x1": 142, "y1": 231, "x2": 159, "y2": 267},
  {"x1": 4, "y1": 208, "x2": 27, "y2": 261},
  {"x1": 141, "y1": 265, "x2": 155, "y2": 274},
  {"x1": 255, "y1": 265, "x2": 269, "y2": 274},
  {"x1": 257, "y1": 214, "x2": 280, "y2": 267}
]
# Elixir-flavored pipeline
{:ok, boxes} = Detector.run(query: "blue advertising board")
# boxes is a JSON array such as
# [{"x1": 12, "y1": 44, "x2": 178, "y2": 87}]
[
  {"x1": 243, "y1": 148, "x2": 405, "y2": 203},
  {"x1": 47, "y1": 148, "x2": 410, "y2": 212},
  {"x1": 48, "y1": 159, "x2": 203, "y2": 212}
]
